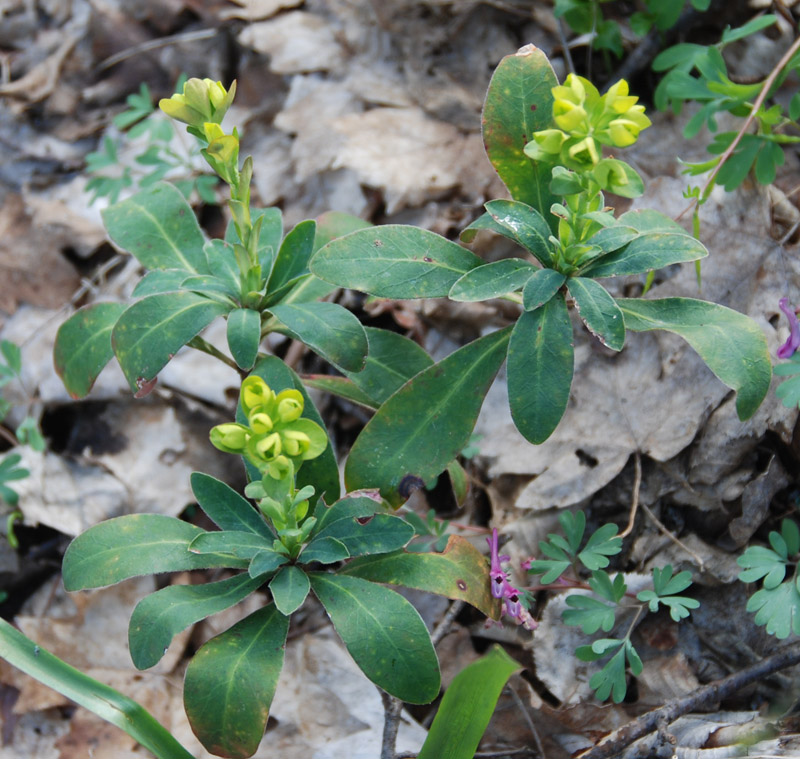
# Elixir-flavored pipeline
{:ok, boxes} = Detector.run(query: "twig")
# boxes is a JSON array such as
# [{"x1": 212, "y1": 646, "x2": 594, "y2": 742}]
[
  {"x1": 431, "y1": 599, "x2": 465, "y2": 646},
  {"x1": 380, "y1": 691, "x2": 404, "y2": 759},
  {"x1": 618, "y1": 451, "x2": 641, "y2": 539},
  {"x1": 676, "y1": 32, "x2": 800, "y2": 222},
  {"x1": 508, "y1": 683, "x2": 545, "y2": 759},
  {"x1": 557, "y1": 18, "x2": 576, "y2": 76},
  {"x1": 380, "y1": 600, "x2": 465, "y2": 759},
  {"x1": 97, "y1": 28, "x2": 218, "y2": 71},
  {"x1": 640, "y1": 503, "x2": 706, "y2": 571},
  {"x1": 576, "y1": 639, "x2": 800, "y2": 759}
]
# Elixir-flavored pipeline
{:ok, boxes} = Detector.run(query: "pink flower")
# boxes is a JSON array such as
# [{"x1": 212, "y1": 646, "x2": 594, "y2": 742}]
[
  {"x1": 777, "y1": 298, "x2": 800, "y2": 359},
  {"x1": 487, "y1": 528, "x2": 533, "y2": 627}
]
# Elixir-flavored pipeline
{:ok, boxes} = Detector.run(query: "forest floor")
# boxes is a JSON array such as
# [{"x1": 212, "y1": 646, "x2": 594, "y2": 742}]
[{"x1": 0, "y1": 0, "x2": 800, "y2": 757}]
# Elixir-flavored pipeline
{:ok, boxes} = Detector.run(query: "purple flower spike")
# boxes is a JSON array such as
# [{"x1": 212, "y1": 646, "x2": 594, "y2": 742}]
[
  {"x1": 488, "y1": 528, "x2": 510, "y2": 599},
  {"x1": 777, "y1": 298, "x2": 800, "y2": 359}
]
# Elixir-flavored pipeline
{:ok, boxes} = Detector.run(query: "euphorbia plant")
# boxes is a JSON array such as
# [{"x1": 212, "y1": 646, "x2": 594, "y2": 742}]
[
  {"x1": 309, "y1": 44, "x2": 772, "y2": 506},
  {"x1": 60, "y1": 359, "x2": 499, "y2": 758}
]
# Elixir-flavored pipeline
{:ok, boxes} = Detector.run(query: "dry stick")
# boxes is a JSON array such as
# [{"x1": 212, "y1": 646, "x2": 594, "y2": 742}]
[
  {"x1": 508, "y1": 683, "x2": 546, "y2": 759},
  {"x1": 618, "y1": 451, "x2": 642, "y2": 539},
  {"x1": 576, "y1": 639, "x2": 800, "y2": 759},
  {"x1": 380, "y1": 600, "x2": 466, "y2": 759},
  {"x1": 640, "y1": 502, "x2": 707, "y2": 570},
  {"x1": 97, "y1": 28, "x2": 218, "y2": 70},
  {"x1": 676, "y1": 33, "x2": 800, "y2": 222}
]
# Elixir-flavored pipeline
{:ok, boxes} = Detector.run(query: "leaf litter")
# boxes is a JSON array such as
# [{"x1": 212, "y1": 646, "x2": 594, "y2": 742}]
[{"x1": 0, "y1": 0, "x2": 798, "y2": 757}]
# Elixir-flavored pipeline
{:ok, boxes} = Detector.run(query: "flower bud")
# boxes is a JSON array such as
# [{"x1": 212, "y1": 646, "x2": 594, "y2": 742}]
[
  {"x1": 209, "y1": 423, "x2": 249, "y2": 453},
  {"x1": 276, "y1": 390, "x2": 304, "y2": 423}
]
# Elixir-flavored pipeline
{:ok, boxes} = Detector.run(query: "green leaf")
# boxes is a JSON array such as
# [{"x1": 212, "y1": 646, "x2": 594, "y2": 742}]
[
  {"x1": 737, "y1": 545, "x2": 786, "y2": 588},
  {"x1": 312, "y1": 495, "x2": 378, "y2": 535},
  {"x1": 268, "y1": 219, "x2": 316, "y2": 293},
  {"x1": 179, "y1": 274, "x2": 237, "y2": 302},
  {"x1": 310, "y1": 225, "x2": 483, "y2": 299},
  {"x1": 112, "y1": 292, "x2": 231, "y2": 393},
  {"x1": 580, "y1": 231, "x2": 707, "y2": 278},
  {"x1": 0, "y1": 618, "x2": 195, "y2": 759},
  {"x1": 184, "y1": 604, "x2": 289, "y2": 758},
  {"x1": 342, "y1": 327, "x2": 433, "y2": 405},
  {"x1": 616, "y1": 297, "x2": 772, "y2": 420},
  {"x1": 746, "y1": 581, "x2": 800, "y2": 639},
  {"x1": 62, "y1": 515, "x2": 247, "y2": 591},
  {"x1": 247, "y1": 357, "x2": 340, "y2": 503},
  {"x1": 102, "y1": 183, "x2": 207, "y2": 273},
  {"x1": 484, "y1": 199, "x2": 555, "y2": 267},
  {"x1": 578, "y1": 524, "x2": 622, "y2": 570},
  {"x1": 340, "y1": 535, "x2": 500, "y2": 618},
  {"x1": 507, "y1": 293, "x2": 573, "y2": 444},
  {"x1": 190, "y1": 473, "x2": 273, "y2": 537},
  {"x1": 204, "y1": 240, "x2": 241, "y2": 298},
  {"x1": 227, "y1": 308, "x2": 261, "y2": 370},
  {"x1": 783, "y1": 519, "x2": 800, "y2": 556},
  {"x1": 302, "y1": 374, "x2": 378, "y2": 409},
  {"x1": 459, "y1": 211, "x2": 509, "y2": 243},
  {"x1": 189, "y1": 531, "x2": 273, "y2": 560},
  {"x1": 449, "y1": 259, "x2": 536, "y2": 302},
  {"x1": 0, "y1": 340, "x2": 21, "y2": 374},
  {"x1": 131, "y1": 270, "x2": 187, "y2": 297},
  {"x1": 345, "y1": 327, "x2": 512, "y2": 507},
  {"x1": 481, "y1": 46, "x2": 559, "y2": 227},
  {"x1": 300, "y1": 536, "x2": 350, "y2": 564},
  {"x1": 526, "y1": 555, "x2": 571, "y2": 585},
  {"x1": 586, "y1": 225, "x2": 639, "y2": 254},
  {"x1": 129, "y1": 574, "x2": 263, "y2": 669},
  {"x1": 269, "y1": 565, "x2": 310, "y2": 615},
  {"x1": 568, "y1": 278, "x2": 625, "y2": 351},
  {"x1": 309, "y1": 573, "x2": 440, "y2": 703},
  {"x1": 589, "y1": 570, "x2": 626, "y2": 603},
  {"x1": 314, "y1": 211, "x2": 372, "y2": 251},
  {"x1": 268, "y1": 301, "x2": 367, "y2": 373},
  {"x1": 588, "y1": 643, "x2": 627, "y2": 703},
  {"x1": 248, "y1": 549, "x2": 291, "y2": 578},
  {"x1": 522, "y1": 269, "x2": 566, "y2": 311},
  {"x1": 54, "y1": 303, "x2": 126, "y2": 399},
  {"x1": 562, "y1": 595, "x2": 617, "y2": 634},
  {"x1": 417, "y1": 645, "x2": 521, "y2": 759},
  {"x1": 314, "y1": 514, "x2": 414, "y2": 557},
  {"x1": 561, "y1": 511, "x2": 586, "y2": 554}
]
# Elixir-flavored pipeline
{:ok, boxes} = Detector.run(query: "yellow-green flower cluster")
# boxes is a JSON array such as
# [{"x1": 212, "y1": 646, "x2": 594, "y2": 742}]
[
  {"x1": 159, "y1": 78, "x2": 236, "y2": 130},
  {"x1": 210, "y1": 376, "x2": 327, "y2": 479},
  {"x1": 525, "y1": 75, "x2": 651, "y2": 170}
]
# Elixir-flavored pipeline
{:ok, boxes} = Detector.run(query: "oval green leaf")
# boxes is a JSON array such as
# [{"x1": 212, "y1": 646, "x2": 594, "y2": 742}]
[
  {"x1": 300, "y1": 536, "x2": 350, "y2": 564},
  {"x1": 268, "y1": 219, "x2": 316, "y2": 293},
  {"x1": 310, "y1": 225, "x2": 483, "y2": 298},
  {"x1": 268, "y1": 301, "x2": 367, "y2": 373},
  {"x1": 417, "y1": 645, "x2": 522, "y2": 759},
  {"x1": 112, "y1": 291, "x2": 231, "y2": 393},
  {"x1": 313, "y1": 514, "x2": 414, "y2": 558},
  {"x1": 62, "y1": 515, "x2": 247, "y2": 591},
  {"x1": 449, "y1": 258, "x2": 536, "y2": 302},
  {"x1": 344, "y1": 327, "x2": 512, "y2": 507},
  {"x1": 227, "y1": 308, "x2": 261, "y2": 370},
  {"x1": 189, "y1": 531, "x2": 272, "y2": 560},
  {"x1": 340, "y1": 535, "x2": 500, "y2": 618},
  {"x1": 102, "y1": 183, "x2": 207, "y2": 273},
  {"x1": 268, "y1": 565, "x2": 310, "y2": 615},
  {"x1": 342, "y1": 327, "x2": 434, "y2": 405},
  {"x1": 132, "y1": 269, "x2": 186, "y2": 297},
  {"x1": 568, "y1": 277, "x2": 625, "y2": 351},
  {"x1": 522, "y1": 268, "x2": 566, "y2": 311},
  {"x1": 507, "y1": 293, "x2": 574, "y2": 444},
  {"x1": 184, "y1": 604, "x2": 289, "y2": 758},
  {"x1": 309, "y1": 573, "x2": 440, "y2": 703},
  {"x1": 129, "y1": 573, "x2": 263, "y2": 670},
  {"x1": 190, "y1": 472, "x2": 273, "y2": 538},
  {"x1": 616, "y1": 297, "x2": 771, "y2": 420},
  {"x1": 248, "y1": 549, "x2": 291, "y2": 579},
  {"x1": 482, "y1": 45, "x2": 558, "y2": 227},
  {"x1": 54, "y1": 303, "x2": 126, "y2": 399},
  {"x1": 484, "y1": 199, "x2": 555, "y2": 267}
]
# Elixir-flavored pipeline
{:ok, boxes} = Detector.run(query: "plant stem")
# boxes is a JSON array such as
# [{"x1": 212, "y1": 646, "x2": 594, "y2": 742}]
[
  {"x1": 186, "y1": 336, "x2": 242, "y2": 374},
  {"x1": 676, "y1": 32, "x2": 800, "y2": 221}
]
